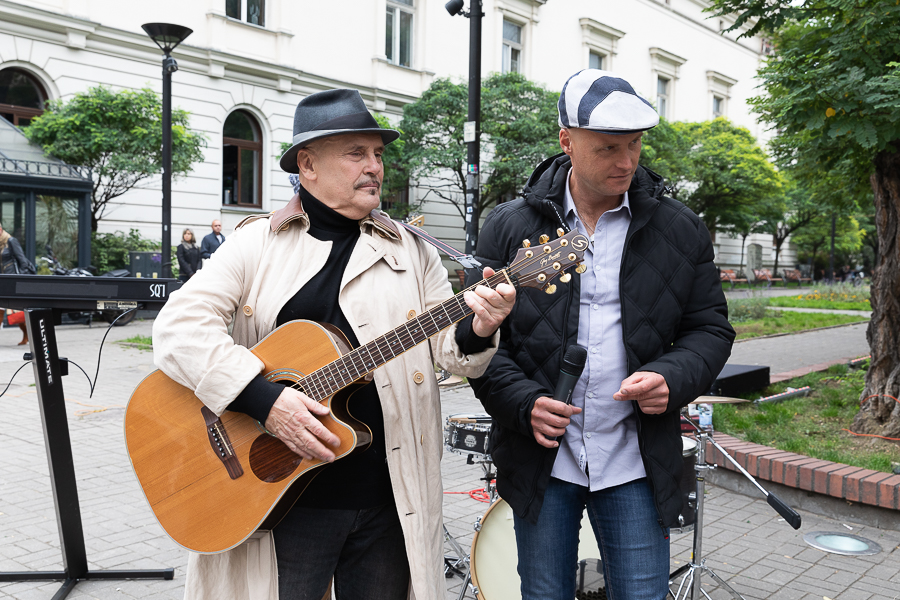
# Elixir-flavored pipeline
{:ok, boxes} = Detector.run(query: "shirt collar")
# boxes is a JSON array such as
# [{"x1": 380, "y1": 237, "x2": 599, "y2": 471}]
[{"x1": 563, "y1": 169, "x2": 632, "y2": 230}]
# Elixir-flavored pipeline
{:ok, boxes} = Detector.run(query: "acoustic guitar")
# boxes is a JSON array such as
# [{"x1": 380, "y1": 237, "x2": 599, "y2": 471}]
[{"x1": 124, "y1": 229, "x2": 589, "y2": 554}]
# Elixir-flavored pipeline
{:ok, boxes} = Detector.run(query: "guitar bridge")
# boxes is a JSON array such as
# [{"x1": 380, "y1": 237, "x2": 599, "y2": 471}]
[{"x1": 201, "y1": 406, "x2": 244, "y2": 480}]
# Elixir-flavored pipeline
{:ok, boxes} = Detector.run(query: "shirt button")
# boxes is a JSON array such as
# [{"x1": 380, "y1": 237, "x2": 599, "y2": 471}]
[
  {"x1": 591, "y1": 304, "x2": 598, "y2": 310},
  {"x1": 587, "y1": 392, "x2": 594, "y2": 398},
  {"x1": 586, "y1": 432, "x2": 593, "y2": 439},
  {"x1": 591, "y1": 347, "x2": 599, "y2": 354},
  {"x1": 594, "y1": 265, "x2": 600, "y2": 271}
]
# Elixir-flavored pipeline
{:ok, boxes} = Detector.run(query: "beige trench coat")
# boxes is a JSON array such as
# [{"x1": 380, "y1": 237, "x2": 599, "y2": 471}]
[{"x1": 152, "y1": 198, "x2": 498, "y2": 600}]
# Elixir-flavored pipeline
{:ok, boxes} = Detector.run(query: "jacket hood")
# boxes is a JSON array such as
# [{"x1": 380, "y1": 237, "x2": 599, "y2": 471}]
[{"x1": 522, "y1": 152, "x2": 668, "y2": 225}]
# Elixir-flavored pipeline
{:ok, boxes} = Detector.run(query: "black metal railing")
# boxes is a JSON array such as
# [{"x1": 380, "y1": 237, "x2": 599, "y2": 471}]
[{"x1": 0, "y1": 157, "x2": 92, "y2": 181}]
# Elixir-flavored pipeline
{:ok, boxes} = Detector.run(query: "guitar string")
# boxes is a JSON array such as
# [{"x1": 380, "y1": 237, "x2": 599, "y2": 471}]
[
  {"x1": 285, "y1": 243, "x2": 580, "y2": 403},
  {"x1": 288, "y1": 242, "x2": 580, "y2": 402}
]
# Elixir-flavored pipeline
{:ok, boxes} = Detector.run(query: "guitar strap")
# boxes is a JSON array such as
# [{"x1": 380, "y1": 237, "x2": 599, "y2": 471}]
[{"x1": 399, "y1": 222, "x2": 482, "y2": 270}]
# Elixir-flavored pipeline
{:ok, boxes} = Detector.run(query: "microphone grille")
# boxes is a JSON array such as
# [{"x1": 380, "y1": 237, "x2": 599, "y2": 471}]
[{"x1": 563, "y1": 344, "x2": 588, "y2": 369}]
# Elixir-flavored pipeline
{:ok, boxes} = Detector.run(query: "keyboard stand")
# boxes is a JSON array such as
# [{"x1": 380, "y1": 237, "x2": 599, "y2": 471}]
[{"x1": 0, "y1": 308, "x2": 174, "y2": 599}]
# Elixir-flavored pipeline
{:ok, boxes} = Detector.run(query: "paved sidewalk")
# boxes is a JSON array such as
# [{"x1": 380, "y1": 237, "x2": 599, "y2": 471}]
[{"x1": 1, "y1": 320, "x2": 897, "y2": 600}]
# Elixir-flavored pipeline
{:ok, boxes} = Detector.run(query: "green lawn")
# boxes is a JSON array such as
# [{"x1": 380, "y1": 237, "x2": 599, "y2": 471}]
[
  {"x1": 732, "y1": 310, "x2": 868, "y2": 340},
  {"x1": 118, "y1": 334, "x2": 152, "y2": 351},
  {"x1": 712, "y1": 363, "x2": 899, "y2": 473},
  {"x1": 768, "y1": 296, "x2": 871, "y2": 311}
]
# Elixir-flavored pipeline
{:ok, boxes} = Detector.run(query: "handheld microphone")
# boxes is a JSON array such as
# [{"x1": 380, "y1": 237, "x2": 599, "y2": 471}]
[{"x1": 554, "y1": 344, "x2": 588, "y2": 405}]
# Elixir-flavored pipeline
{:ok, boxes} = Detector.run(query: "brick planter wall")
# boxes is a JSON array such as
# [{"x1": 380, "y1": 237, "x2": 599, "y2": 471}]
[{"x1": 705, "y1": 433, "x2": 900, "y2": 511}]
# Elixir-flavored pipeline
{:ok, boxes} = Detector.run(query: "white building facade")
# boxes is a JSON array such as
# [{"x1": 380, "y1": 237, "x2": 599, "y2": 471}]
[{"x1": 0, "y1": 0, "x2": 794, "y2": 276}]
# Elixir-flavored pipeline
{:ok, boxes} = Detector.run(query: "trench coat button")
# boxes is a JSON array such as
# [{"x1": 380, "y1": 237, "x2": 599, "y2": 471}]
[
  {"x1": 413, "y1": 371, "x2": 425, "y2": 384},
  {"x1": 242, "y1": 305, "x2": 253, "y2": 316},
  {"x1": 407, "y1": 309, "x2": 416, "y2": 319}
]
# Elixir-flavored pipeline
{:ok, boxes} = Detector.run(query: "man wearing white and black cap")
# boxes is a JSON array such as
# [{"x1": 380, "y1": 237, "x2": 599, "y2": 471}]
[
  {"x1": 152, "y1": 89, "x2": 515, "y2": 599},
  {"x1": 460, "y1": 70, "x2": 735, "y2": 598}
]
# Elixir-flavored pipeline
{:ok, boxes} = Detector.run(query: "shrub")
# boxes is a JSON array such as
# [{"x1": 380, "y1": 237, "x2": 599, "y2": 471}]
[
  {"x1": 727, "y1": 297, "x2": 770, "y2": 323},
  {"x1": 91, "y1": 229, "x2": 158, "y2": 274}
]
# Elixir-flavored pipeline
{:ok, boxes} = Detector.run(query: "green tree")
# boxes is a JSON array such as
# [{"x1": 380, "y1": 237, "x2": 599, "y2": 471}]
[
  {"x1": 708, "y1": 0, "x2": 900, "y2": 438},
  {"x1": 641, "y1": 118, "x2": 783, "y2": 237},
  {"x1": 790, "y1": 214, "x2": 864, "y2": 279},
  {"x1": 399, "y1": 72, "x2": 559, "y2": 225},
  {"x1": 25, "y1": 86, "x2": 206, "y2": 232},
  {"x1": 757, "y1": 177, "x2": 818, "y2": 276}
]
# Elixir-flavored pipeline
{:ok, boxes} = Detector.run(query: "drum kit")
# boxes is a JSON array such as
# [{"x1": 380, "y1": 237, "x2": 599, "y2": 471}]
[{"x1": 443, "y1": 397, "x2": 801, "y2": 600}]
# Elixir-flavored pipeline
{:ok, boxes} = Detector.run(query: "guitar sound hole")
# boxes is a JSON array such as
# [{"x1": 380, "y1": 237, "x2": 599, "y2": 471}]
[{"x1": 249, "y1": 435, "x2": 303, "y2": 483}]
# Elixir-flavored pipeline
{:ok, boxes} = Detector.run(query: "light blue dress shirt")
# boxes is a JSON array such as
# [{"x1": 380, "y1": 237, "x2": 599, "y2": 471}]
[{"x1": 550, "y1": 171, "x2": 647, "y2": 490}]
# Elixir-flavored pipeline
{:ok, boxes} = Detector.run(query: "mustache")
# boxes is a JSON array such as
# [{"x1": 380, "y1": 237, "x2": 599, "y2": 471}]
[{"x1": 354, "y1": 178, "x2": 381, "y2": 189}]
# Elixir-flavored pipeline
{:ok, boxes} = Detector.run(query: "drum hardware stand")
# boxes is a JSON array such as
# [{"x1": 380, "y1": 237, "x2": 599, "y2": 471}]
[
  {"x1": 0, "y1": 309, "x2": 174, "y2": 600},
  {"x1": 443, "y1": 459, "x2": 498, "y2": 600},
  {"x1": 669, "y1": 414, "x2": 802, "y2": 600}
]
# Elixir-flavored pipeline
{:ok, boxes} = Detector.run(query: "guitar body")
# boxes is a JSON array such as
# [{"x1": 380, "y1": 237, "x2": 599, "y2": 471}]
[{"x1": 124, "y1": 320, "x2": 372, "y2": 554}]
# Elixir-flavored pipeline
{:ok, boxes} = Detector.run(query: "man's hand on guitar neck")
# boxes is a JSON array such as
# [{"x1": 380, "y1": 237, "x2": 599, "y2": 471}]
[
  {"x1": 265, "y1": 388, "x2": 341, "y2": 462},
  {"x1": 464, "y1": 266, "x2": 517, "y2": 338}
]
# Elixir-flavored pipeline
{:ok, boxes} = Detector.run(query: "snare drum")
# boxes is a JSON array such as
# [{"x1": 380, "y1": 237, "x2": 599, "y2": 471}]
[
  {"x1": 672, "y1": 436, "x2": 699, "y2": 534},
  {"x1": 469, "y1": 499, "x2": 601, "y2": 599},
  {"x1": 445, "y1": 413, "x2": 492, "y2": 460}
]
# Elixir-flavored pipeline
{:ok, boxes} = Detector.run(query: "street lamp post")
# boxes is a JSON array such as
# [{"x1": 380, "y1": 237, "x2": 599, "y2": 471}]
[
  {"x1": 141, "y1": 23, "x2": 193, "y2": 279},
  {"x1": 446, "y1": 0, "x2": 483, "y2": 256}
]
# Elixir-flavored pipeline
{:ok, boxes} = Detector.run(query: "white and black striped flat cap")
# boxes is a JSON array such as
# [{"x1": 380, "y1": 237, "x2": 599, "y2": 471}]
[{"x1": 558, "y1": 69, "x2": 659, "y2": 134}]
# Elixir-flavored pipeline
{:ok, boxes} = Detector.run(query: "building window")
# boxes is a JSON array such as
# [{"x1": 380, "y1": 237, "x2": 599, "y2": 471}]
[
  {"x1": 386, "y1": 0, "x2": 414, "y2": 68},
  {"x1": 222, "y1": 110, "x2": 262, "y2": 207},
  {"x1": 0, "y1": 68, "x2": 47, "y2": 128},
  {"x1": 589, "y1": 51, "x2": 603, "y2": 70},
  {"x1": 657, "y1": 76, "x2": 670, "y2": 119},
  {"x1": 502, "y1": 20, "x2": 523, "y2": 74},
  {"x1": 226, "y1": 0, "x2": 265, "y2": 27},
  {"x1": 712, "y1": 95, "x2": 724, "y2": 118},
  {"x1": 579, "y1": 19, "x2": 624, "y2": 72}
]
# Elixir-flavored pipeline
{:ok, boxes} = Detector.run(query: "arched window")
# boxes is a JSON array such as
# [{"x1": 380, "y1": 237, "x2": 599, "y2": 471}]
[
  {"x1": 0, "y1": 68, "x2": 48, "y2": 127},
  {"x1": 222, "y1": 110, "x2": 262, "y2": 207}
]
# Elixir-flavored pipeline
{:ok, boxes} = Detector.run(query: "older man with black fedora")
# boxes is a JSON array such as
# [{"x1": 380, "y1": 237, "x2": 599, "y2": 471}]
[
  {"x1": 461, "y1": 70, "x2": 735, "y2": 599},
  {"x1": 152, "y1": 89, "x2": 516, "y2": 600}
]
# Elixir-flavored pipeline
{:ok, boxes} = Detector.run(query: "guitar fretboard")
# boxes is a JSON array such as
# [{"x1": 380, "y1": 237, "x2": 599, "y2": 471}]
[{"x1": 297, "y1": 271, "x2": 509, "y2": 401}]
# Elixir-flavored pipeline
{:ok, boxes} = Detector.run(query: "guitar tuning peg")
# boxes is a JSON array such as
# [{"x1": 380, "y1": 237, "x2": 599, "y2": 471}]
[
  {"x1": 557, "y1": 228, "x2": 565, "y2": 237},
  {"x1": 575, "y1": 264, "x2": 587, "y2": 274},
  {"x1": 522, "y1": 239, "x2": 531, "y2": 248},
  {"x1": 538, "y1": 234, "x2": 549, "y2": 244},
  {"x1": 559, "y1": 273, "x2": 572, "y2": 283},
  {"x1": 544, "y1": 284, "x2": 557, "y2": 295}
]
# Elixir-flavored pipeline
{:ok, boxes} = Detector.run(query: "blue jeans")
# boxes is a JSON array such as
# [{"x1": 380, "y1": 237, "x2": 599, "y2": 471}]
[
  {"x1": 273, "y1": 503, "x2": 410, "y2": 600},
  {"x1": 513, "y1": 477, "x2": 669, "y2": 600}
]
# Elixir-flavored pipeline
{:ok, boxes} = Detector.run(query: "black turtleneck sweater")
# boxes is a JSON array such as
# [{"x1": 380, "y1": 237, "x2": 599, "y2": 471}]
[{"x1": 228, "y1": 187, "x2": 392, "y2": 509}]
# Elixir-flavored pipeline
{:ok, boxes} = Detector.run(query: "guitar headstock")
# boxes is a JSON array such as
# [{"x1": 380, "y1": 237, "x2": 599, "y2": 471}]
[
  {"x1": 508, "y1": 229, "x2": 589, "y2": 293},
  {"x1": 404, "y1": 213, "x2": 425, "y2": 227}
]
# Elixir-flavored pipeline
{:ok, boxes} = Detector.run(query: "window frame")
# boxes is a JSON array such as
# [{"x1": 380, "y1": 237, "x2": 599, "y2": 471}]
[
  {"x1": 222, "y1": 110, "x2": 263, "y2": 209},
  {"x1": 502, "y1": 19, "x2": 524, "y2": 74},
  {"x1": 0, "y1": 67, "x2": 48, "y2": 128},
  {"x1": 226, "y1": 0, "x2": 266, "y2": 28},
  {"x1": 656, "y1": 76, "x2": 670, "y2": 119},
  {"x1": 385, "y1": 0, "x2": 415, "y2": 68},
  {"x1": 589, "y1": 51, "x2": 604, "y2": 70}
]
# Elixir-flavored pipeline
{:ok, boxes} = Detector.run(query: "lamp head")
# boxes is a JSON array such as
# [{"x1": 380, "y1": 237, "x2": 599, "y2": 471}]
[
  {"x1": 445, "y1": 0, "x2": 465, "y2": 16},
  {"x1": 142, "y1": 23, "x2": 193, "y2": 55}
]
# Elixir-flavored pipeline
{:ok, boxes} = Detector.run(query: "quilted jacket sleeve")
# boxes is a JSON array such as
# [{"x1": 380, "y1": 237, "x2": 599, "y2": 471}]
[
  {"x1": 467, "y1": 209, "x2": 549, "y2": 438},
  {"x1": 638, "y1": 219, "x2": 735, "y2": 413}
]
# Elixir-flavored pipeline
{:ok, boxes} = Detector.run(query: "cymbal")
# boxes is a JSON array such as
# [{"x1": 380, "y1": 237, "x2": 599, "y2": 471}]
[{"x1": 690, "y1": 395, "x2": 750, "y2": 405}]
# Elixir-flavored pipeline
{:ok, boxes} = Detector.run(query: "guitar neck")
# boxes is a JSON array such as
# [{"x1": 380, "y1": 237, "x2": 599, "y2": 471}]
[{"x1": 299, "y1": 271, "x2": 511, "y2": 401}]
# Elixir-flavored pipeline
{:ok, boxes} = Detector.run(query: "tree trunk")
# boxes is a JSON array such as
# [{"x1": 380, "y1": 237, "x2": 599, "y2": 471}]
[{"x1": 852, "y1": 149, "x2": 900, "y2": 438}]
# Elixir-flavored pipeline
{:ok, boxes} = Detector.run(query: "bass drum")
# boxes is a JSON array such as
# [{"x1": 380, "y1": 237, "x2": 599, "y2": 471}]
[{"x1": 469, "y1": 498, "x2": 601, "y2": 599}]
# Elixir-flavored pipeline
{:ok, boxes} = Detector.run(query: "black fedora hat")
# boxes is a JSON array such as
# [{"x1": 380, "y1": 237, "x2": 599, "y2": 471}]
[{"x1": 279, "y1": 89, "x2": 400, "y2": 174}]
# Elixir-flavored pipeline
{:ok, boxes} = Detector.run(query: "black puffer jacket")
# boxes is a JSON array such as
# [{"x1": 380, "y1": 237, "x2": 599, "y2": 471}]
[{"x1": 467, "y1": 154, "x2": 735, "y2": 527}]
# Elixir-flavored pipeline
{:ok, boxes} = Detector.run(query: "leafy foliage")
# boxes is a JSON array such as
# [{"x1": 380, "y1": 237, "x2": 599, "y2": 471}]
[
  {"x1": 708, "y1": 0, "x2": 900, "y2": 176},
  {"x1": 25, "y1": 86, "x2": 206, "y2": 231},
  {"x1": 641, "y1": 118, "x2": 783, "y2": 233},
  {"x1": 399, "y1": 73, "x2": 559, "y2": 223},
  {"x1": 91, "y1": 229, "x2": 158, "y2": 274}
]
